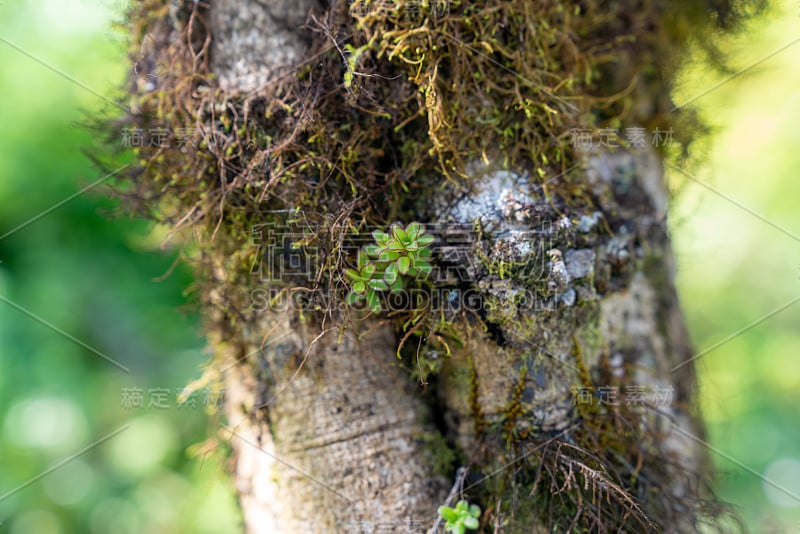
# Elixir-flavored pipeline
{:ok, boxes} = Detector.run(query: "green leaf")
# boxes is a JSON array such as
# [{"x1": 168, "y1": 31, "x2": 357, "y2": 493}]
[
  {"x1": 406, "y1": 222, "x2": 422, "y2": 238},
  {"x1": 384, "y1": 263, "x2": 398, "y2": 284},
  {"x1": 397, "y1": 256, "x2": 410, "y2": 274},
  {"x1": 392, "y1": 225, "x2": 408, "y2": 242},
  {"x1": 352, "y1": 281, "x2": 366, "y2": 294},
  {"x1": 368, "y1": 279, "x2": 388, "y2": 291},
  {"x1": 389, "y1": 278, "x2": 404, "y2": 292},
  {"x1": 362, "y1": 262, "x2": 376, "y2": 278},
  {"x1": 345, "y1": 268, "x2": 363, "y2": 281},
  {"x1": 366, "y1": 290, "x2": 381, "y2": 312},
  {"x1": 363, "y1": 244, "x2": 380, "y2": 258},
  {"x1": 468, "y1": 504, "x2": 480, "y2": 517},
  {"x1": 455, "y1": 501, "x2": 469, "y2": 512},
  {"x1": 357, "y1": 250, "x2": 370, "y2": 268},
  {"x1": 346, "y1": 292, "x2": 361, "y2": 305},
  {"x1": 418, "y1": 234, "x2": 434, "y2": 246},
  {"x1": 372, "y1": 231, "x2": 390, "y2": 245},
  {"x1": 438, "y1": 506, "x2": 458, "y2": 522},
  {"x1": 415, "y1": 260, "x2": 433, "y2": 275},
  {"x1": 343, "y1": 69, "x2": 353, "y2": 88},
  {"x1": 463, "y1": 517, "x2": 479, "y2": 529},
  {"x1": 379, "y1": 250, "x2": 400, "y2": 262}
]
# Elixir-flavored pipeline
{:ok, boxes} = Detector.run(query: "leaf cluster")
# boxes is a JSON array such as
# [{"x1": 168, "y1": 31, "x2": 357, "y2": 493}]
[
  {"x1": 438, "y1": 500, "x2": 481, "y2": 534},
  {"x1": 345, "y1": 222, "x2": 433, "y2": 312}
]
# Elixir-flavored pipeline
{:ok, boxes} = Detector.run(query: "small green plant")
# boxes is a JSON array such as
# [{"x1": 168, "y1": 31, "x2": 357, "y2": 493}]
[
  {"x1": 438, "y1": 500, "x2": 481, "y2": 533},
  {"x1": 345, "y1": 222, "x2": 434, "y2": 312},
  {"x1": 342, "y1": 36, "x2": 376, "y2": 89},
  {"x1": 342, "y1": 43, "x2": 365, "y2": 89}
]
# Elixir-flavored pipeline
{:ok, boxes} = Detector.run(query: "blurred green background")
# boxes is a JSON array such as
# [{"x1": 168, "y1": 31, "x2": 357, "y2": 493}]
[
  {"x1": 0, "y1": 0, "x2": 797, "y2": 532},
  {"x1": 0, "y1": 1, "x2": 241, "y2": 532},
  {"x1": 671, "y1": 1, "x2": 800, "y2": 531}
]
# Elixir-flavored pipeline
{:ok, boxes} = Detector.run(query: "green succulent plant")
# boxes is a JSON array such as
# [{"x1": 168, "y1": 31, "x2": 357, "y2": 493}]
[
  {"x1": 345, "y1": 222, "x2": 434, "y2": 312},
  {"x1": 438, "y1": 500, "x2": 481, "y2": 534}
]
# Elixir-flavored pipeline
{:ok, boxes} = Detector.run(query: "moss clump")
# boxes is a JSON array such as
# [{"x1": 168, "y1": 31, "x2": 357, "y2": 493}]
[{"x1": 113, "y1": 0, "x2": 758, "y2": 311}]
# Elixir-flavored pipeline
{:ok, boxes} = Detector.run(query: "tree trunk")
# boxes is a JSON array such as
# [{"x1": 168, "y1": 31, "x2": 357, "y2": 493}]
[{"x1": 121, "y1": 0, "x2": 742, "y2": 531}]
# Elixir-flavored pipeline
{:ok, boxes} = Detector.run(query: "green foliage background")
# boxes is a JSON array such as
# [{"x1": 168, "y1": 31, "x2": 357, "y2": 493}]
[
  {"x1": 0, "y1": 0, "x2": 797, "y2": 532},
  {"x1": 0, "y1": 1, "x2": 240, "y2": 532},
  {"x1": 671, "y1": 1, "x2": 800, "y2": 530}
]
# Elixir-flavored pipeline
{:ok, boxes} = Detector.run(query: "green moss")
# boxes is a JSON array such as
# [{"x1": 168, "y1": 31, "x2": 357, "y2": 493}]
[
  {"x1": 120, "y1": 0, "x2": 751, "y2": 251},
  {"x1": 573, "y1": 319, "x2": 605, "y2": 370},
  {"x1": 418, "y1": 430, "x2": 458, "y2": 476}
]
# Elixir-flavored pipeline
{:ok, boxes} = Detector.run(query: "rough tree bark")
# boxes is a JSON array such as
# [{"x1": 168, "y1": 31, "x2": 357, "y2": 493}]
[
  {"x1": 120, "y1": 0, "x2": 748, "y2": 531},
  {"x1": 207, "y1": 3, "x2": 451, "y2": 530}
]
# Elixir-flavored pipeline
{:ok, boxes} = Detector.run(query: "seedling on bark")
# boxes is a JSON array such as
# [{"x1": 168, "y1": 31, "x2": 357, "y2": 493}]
[
  {"x1": 345, "y1": 222, "x2": 433, "y2": 312},
  {"x1": 437, "y1": 500, "x2": 480, "y2": 533}
]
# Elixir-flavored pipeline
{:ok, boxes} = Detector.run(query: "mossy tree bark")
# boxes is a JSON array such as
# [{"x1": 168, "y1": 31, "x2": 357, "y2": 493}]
[
  {"x1": 206, "y1": 1, "x2": 450, "y2": 530},
  {"x1": 119, "y1": 0, "x2": 749, "y2": 531}
]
